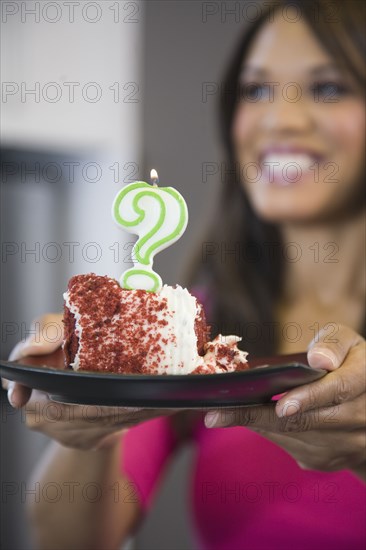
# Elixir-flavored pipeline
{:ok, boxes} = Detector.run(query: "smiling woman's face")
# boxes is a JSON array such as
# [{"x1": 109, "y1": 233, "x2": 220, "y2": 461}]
[{"x1": 232, "y1": 11, "x2": 365, "y2": 223}]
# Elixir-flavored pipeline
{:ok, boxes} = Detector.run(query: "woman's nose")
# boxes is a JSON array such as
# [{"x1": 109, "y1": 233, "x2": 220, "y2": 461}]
[{"x1": 261, "y1": 88, "x2": 315, "y2": 135}]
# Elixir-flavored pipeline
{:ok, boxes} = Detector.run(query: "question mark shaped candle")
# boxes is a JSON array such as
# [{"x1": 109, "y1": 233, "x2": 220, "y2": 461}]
[{"x1": 112, "y1": 173, "x2": 188, "y2": 292}]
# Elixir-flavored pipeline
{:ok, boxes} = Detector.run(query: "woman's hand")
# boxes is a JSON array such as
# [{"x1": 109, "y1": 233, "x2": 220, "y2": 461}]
[
  {"x1": 3, "y1": 313, "x2": 65, "y2": 408},
  {"x1": 204, "y1": 324, "x2": 366, "y2": 480},
  {"x1": 2, "y1": 313, "x2": 175, "y2": 450}
]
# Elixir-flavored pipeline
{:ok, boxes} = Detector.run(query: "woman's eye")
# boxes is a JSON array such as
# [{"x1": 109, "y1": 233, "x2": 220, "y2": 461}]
[
  {"x1": 239, "y1": 83, "x2": 272, "y2": 102},
  {"x1": 311, "y1": 81, "x2": 349, "y2": 101}
]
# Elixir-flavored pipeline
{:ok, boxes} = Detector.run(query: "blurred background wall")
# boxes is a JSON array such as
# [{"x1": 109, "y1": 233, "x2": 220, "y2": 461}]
[{"x1": 1, "y1": 1, "x2": 249, "y2": 548}]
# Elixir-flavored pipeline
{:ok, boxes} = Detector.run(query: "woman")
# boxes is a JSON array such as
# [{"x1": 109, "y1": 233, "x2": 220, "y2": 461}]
[{"x1": 4, "y1": 1, "x2": 365, "y2": 549}]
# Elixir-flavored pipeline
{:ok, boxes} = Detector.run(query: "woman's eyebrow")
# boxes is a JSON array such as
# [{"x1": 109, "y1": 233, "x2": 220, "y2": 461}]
[
  {"x1": 310, "y1": 63, "x2": 341, "y2": 75},
  {"x1": 240, "y1": 62, "x2": 342, "y2": 79},
  {"x1": 239, "y1": 66, "x2": 268, "y2": 78}
]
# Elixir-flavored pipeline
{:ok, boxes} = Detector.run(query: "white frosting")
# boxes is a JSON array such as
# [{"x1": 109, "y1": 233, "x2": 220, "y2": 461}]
[{"x1": 155, "y1": 284, "x2": 202, "y2": 374}]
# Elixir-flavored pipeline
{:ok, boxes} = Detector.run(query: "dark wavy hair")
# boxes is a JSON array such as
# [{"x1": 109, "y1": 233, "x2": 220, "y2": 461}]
[{"x1": 188, "y1": 0, "x2": 366, "y2": 356}]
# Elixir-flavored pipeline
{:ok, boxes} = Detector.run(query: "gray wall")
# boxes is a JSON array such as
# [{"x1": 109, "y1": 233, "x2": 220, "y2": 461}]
[
  {"x1": 1, "y1": 1, "x2": 141, "y2": 546},
  {"x1": 1, "y1": 154, "x2": 72, "y2": 550},
  {"x1": 143, "y1": 0, "x2": 247, "y2": 286}
]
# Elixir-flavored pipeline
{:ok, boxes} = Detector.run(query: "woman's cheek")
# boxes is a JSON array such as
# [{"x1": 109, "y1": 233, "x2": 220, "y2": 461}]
[
  {"x1": 316, "y1": 102, "x2": 365, "y2": 184},
  {"x1": 232, "y1": 105, "x2": 259, "y2": 151}
]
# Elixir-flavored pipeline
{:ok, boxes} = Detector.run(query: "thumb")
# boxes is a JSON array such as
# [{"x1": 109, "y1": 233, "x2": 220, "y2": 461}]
[
  {"x1": 307, "y1": 324, "x2": 363, "y2": 372},
  {"x1": 4, "y1": 380, "x2": 32, "y2": 409},
  {"x1": 8, "y1": 313, "x2": 63, "y2": 361}
]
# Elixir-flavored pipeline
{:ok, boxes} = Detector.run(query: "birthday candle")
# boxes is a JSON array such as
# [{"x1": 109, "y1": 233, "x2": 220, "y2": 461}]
[{"x1": 112, "y1": 170, "x2": 188, "y2": 292}]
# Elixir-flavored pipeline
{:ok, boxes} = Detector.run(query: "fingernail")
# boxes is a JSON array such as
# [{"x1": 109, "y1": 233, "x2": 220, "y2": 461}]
[
  {"x1": 7, "y1": 386, "x2": 16, "y2": 408},
  {"x1": 205, "y1": 411, "x2": 220, "y2": 428},
  {"x1": 308, "y1": 349, "x2": 336, "y2": 370},
  {"x1": 8, "y1": 340, "x2": 33, "y2": 361},
  {"x1": 8, "y1": 342, "x2": 26, "y2": 361},
  {"x1": 297, "y1": 461, "x2": 310, "y2": 470},
  {"x1": 95, "y1": 432, "x2": 123, "y2": 450},
  {"x1": 276, "y1": 399, "x2": 301, "y2": 418}
]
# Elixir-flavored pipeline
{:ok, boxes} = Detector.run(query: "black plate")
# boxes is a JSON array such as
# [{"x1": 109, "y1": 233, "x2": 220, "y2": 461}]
[{"x1": 0, "y1": 349, "x2": 326, "y2": 407}]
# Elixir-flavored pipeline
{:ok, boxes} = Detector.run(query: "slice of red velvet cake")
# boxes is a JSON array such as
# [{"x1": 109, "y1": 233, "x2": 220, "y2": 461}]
[{"x1": 62, "y1": 273, "x2": 248, "y2": 374}]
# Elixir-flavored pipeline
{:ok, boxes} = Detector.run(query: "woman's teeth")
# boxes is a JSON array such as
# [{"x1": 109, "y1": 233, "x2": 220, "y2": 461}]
[{"x1": 260, "y1": 153, "x2": 318, "y2": 185}]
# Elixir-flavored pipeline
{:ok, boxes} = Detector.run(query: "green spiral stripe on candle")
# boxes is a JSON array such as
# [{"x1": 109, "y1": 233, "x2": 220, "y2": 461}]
[{"x1": 113, "y1": 181, "x2": 187, "y2": 265}]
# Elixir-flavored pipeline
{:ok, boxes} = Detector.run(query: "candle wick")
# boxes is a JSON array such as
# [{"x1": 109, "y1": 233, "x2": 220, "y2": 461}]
[{"x1": 150, "y1": 169, "x2": 159, "y2": 187}]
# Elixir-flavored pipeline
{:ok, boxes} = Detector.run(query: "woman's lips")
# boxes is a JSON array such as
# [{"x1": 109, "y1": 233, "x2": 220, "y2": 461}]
[{"x1": 258, "y1": 152, "x2": 324, "y2": 186}]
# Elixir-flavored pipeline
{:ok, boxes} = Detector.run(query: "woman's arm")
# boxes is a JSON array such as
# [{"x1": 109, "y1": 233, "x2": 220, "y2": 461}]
[{"x1": 29, "y1": 436, "x2": 141, "y2": 550}]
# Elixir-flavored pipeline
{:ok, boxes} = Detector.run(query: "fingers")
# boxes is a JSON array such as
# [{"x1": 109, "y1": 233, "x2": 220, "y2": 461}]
[
  {"x1": 204, "y1": 394, "x2": 366, "y2": 432},
  {"x1": 8, "y1": 313, "x2": 64, "y2": 361},
  {"x1": 5, "y1": 313, "x2": 63, "y2": 408},
  {"x1": 276, "y1": 339, "x2": 366, "y2": 416},
  {"x1": 307, "y1": 323, "x2": 364, "y2": 371},
  {"x1": 23, "y1": 395, "x2": 179, "y2": 450},
  {"x1": 24, "y1": 397, "x2": 176, "y2": 429}
]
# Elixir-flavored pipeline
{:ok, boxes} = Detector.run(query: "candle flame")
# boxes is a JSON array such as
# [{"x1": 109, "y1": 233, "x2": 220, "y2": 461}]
[{"x1": 150, "y1": 168, "x2": 159, "y2": 186}]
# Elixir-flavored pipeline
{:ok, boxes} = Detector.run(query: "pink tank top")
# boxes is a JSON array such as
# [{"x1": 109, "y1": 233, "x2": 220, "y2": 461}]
[{"x1": 122, "y1": 415, "x2": 366, "y2": 549}]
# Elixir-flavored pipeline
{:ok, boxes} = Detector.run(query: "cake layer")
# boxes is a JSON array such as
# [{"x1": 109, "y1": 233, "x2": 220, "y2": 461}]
[
  {"x1": 62, "y1": 273, "x2": 248, "y2": 374},
  {"x1": 63, "y1": 274, "x2": 210, "y2": 374}
]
